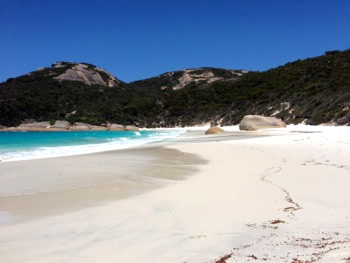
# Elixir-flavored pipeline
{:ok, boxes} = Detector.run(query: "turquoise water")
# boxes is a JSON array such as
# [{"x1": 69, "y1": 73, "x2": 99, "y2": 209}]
[{"x1": 0, "y1": 130, "x2": 182, "y2": 161}]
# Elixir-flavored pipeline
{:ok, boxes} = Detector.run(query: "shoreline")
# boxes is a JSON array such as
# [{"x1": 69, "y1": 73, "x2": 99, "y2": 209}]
[
  {"x1": 0, "y1": 146, "x2": 205, "y2": 224},
  {"x1": 0, "y1": 124, "x2": 310, "y2": 163},
  {"x1": 0, "y1": 127, "x2": 270, "y2": 223},
  {"x1": 1, "y1": 125, "x2": 350, "y2": 262},
  {"x1": 0, "y1": 129, "x2": 185, "y2": 162}
]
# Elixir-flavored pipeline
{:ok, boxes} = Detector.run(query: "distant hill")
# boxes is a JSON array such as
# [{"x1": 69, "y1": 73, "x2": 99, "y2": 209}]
[
  {"x1": 0, "y1": 50, "x2": 349, "y2": 127},
  {"x1": 129, "y1": 67, "x2": 248, "y2": 91},
  {"x1": 0, "y1": 62, "x2": 131, "y2": 126}
]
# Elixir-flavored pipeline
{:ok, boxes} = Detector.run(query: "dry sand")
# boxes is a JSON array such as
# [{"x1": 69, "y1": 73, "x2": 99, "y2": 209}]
[{"x1": 0, "y1": 126, "x2": 350, "y2": 262}]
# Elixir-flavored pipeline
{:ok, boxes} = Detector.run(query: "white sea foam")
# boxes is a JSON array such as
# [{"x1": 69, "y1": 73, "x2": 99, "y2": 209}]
[{"x1": 0, "y1": 130, "x2": 184, "y2": 162}]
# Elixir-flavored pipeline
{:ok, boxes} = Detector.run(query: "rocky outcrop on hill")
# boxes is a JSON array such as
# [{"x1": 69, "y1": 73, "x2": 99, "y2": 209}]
[
  {"x1": 130, "y1": 67, "x2": 248, "y2": 91},
  {"x1": 239, "y1": 115, "x2": 286, "y2": 131},
  {"x1": 1, "y1": 49, "x2": 349, "y2": 127},
  {"x1": 53, "y1": 63, "x2": 121, "y2": 87},
  {"x1": 169, "y1": 68, "x2": 247, "y2": 90}
]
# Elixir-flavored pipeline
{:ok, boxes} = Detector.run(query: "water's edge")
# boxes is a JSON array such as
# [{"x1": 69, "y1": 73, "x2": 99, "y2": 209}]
[
  {"x1": 0, "y1": 146, "x2": 206, "y2": 224},
  {"x1": 0, "y1": 130, "x2": 184, "y2": 162}
]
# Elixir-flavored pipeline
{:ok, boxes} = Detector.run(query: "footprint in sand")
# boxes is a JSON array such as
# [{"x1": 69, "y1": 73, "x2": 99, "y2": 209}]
[{"x1": 189, "y1": 234, "x2": 207, "y2": 239}]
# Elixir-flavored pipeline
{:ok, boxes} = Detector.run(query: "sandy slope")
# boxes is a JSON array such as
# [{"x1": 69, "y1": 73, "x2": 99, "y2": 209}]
[{"x1": 0, "y1": 126, "x2": 350, "y2": 262}]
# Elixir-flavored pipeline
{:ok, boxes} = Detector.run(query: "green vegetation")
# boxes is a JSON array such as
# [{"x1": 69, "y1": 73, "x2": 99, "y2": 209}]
[{"x1": 0, "y1": 50, "x2": 349, "y2": 127}]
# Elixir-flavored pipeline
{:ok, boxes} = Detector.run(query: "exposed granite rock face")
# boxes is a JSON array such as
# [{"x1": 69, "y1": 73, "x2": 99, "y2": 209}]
[
  {"x1": 125, "y1": 125, "x2": 139, "y2": 131},
  {"x1": 53, "y1": 63, "x2": 121, "y2": 87},
  {"x1": 109, "y1": 124, "x2": 126, "y2": 131},
  {"x1": 239, "y1": 115, "x2": 286, "y2": 131},
  {"x1": 17, "y1": 122, "x2": 51, "y2": 131},
  {"x1": 69, "y1": 123, "x2": 109, "y2": 131},
  {"x1": 70, "y1": 122, "x2": 91, "y2": 131},
  {"x1": 171, "y1": 69, "x2": 246, "y2": 90},
  {"x1": 0, "y1": 120, "x2": 139, "y2": 132},
  {"x1": 1, "y1": 121, "x2": 141, "y2": 131},
  {"x1": 50, "y1": 120, "x2": 70, "y2": 130},
  {"x1": 130, "y1": 67, "x2": 248, "y2": 91},
  {"x1": 1, "y1": 121, "x2": 49, "y2": 131},
  {"x1": 205, "y1": 126, "x2": 225, "y2": 135},
  {"x1": 89, "y1": 125, "x2": 108, "y2": 131}
]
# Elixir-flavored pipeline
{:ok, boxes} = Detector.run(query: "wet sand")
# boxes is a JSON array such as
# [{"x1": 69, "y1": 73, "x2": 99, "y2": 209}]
[{"x1": 0, "y1": 146, "x2": 205, "y2": 223}]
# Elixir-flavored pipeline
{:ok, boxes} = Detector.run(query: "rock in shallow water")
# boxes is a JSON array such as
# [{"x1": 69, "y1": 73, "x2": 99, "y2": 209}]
[{"x1": 205, "y1": 126, "x2": 225, "y2": 135}]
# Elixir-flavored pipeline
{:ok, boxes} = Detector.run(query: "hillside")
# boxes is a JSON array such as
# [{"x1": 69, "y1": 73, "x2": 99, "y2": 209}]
[
  {"x1": 129, "y1": 67, "x2": 248, "y2": 90},
  {"x1": 0, "y1": 62, "x2": 132, "y2": 126},
  {"x1": 162, "y1": 50, "x2": 350, "y2": 126},
  {"x1": 0, "y1": 50, "x2": 349, "y2": 127}
]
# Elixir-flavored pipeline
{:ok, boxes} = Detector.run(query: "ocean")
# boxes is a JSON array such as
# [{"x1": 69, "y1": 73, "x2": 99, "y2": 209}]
[{"x1": 0, "y1": 130, "x2": 183, "y2": 162}]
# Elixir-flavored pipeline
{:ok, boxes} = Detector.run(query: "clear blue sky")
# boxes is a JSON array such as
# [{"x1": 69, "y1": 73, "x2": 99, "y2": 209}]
[{"x1": 1, "y1": 0, "x2": 349, "y2": 83}]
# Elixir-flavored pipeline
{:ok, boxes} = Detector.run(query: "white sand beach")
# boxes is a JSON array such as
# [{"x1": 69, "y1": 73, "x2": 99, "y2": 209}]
[{"x1": 0, "y1": 126, "x2": 350, "y2": 262}]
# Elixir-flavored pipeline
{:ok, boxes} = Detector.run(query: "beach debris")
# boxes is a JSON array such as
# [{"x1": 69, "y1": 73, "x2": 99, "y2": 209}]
[
  {"x1": 246, "y1": 223, "x2": 257, "y2": 228},
  {"x1": 247, "y1": 254, "x2": 258, "y2": 260},
  {"x1": 239, "y1": 115, "x2": 286, "y2": 131},
  {"x1": 269, "y1": 219, "x2": 285, "y2": 224},
  {"x1": 283, "y1": 206, "x2": 301, "y2": 213},
  {"x1": 215, "y1": 253, "x2": 232, "y2": 263},
  {"x1": 205, "y1": 126, "x2": 224, "y2": 134},
  {"x1": 212, "y1": 231, "x2": 350, "y2": 262}
]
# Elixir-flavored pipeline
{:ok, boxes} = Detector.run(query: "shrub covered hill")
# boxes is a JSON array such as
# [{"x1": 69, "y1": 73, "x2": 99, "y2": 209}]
[{"x1": 0, "y1": 49, "x2": 349, "y2": 128}]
